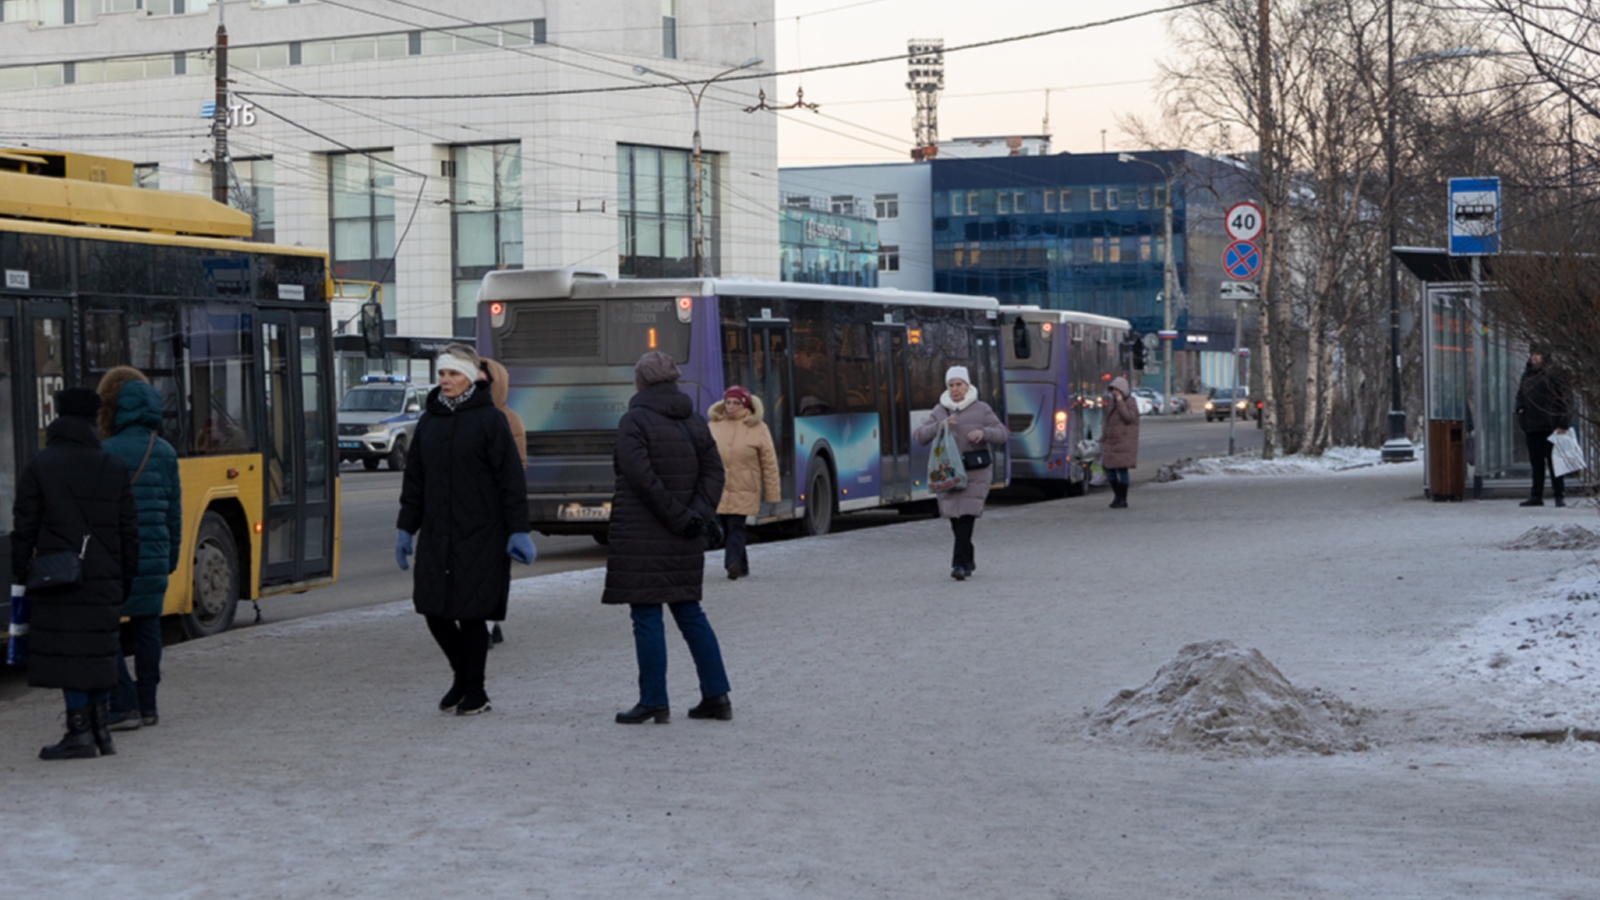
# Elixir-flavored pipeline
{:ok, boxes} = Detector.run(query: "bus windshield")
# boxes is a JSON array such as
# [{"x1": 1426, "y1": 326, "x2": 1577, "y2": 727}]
[{"x1": 497, "y1": 300, "x2": 691, "y2": 365}]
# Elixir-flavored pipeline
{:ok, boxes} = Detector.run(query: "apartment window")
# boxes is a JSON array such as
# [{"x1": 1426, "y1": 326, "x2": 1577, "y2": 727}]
[
  {"x1": 874, "y1": 193, "x2": 898, "y2": 220},
  {"x1": 133, "y1": 163, "x2": 158, "y2": 190},
  {"x1": 235, "y1": 158, "x2": 276, "y2": 243},
  {"x1": 1090, "y1": 188, "x2": 1103, "y2": 211},
  {"x1": 1106, "y1": 188, "x2": 1119, "y2": 210},
  {"x1": 451, "y1": 143, "x2": 523, "y2": 337},
  {"x1": 878, "y1": 245, "x2": 900, "y2": 273},
  {"x1": 829, "y1": 194, "x2": 855, "y2": 216},
  {"x1": 662, "y1": 0, "x2": 677, "y2": 59},
  {"x1": 533, "y1": 18, "x2": 547, "y2": 44},
  {"x1": 329, "y1": 151, "x2": 397, "y2": 324},
  {"x1": 618, "y1": 144, "x2": 715, "y2": 278}
]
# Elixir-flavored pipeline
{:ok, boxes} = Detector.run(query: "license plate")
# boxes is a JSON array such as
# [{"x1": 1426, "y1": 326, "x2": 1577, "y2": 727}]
[
  {"x1": 558, "y1": 503, "x2": 611, "y2": 522},
  {"x1": 338, "y1": 442, "x2": 360, "y2": 449}
]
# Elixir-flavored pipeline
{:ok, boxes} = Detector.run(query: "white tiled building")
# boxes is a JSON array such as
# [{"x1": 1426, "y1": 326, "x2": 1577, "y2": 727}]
[
  {"x1": 778, "y1": 162, "x2": 932, "y2": 292},
  {"x1": 0, "y1": 0, "x2": 778, "y2": 337}
]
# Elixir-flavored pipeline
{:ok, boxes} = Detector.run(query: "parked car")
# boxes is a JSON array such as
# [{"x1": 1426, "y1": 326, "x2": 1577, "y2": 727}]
[
  {"x1": 1131, "y1": 392, "x2": 1155, "y2": 416},
  {"x1": 1168, "y1": 395, "x2": 1190, "y2": 414},
  {"x1": 336, "y1": 376, "x2": 427, "y2": 470},
  {"x1": 1203, "y1": 386, "x2": 1258, "y2": 423},
  {"x1": 1130, "y1": 386, "x2": 1165, "y2": 416}
]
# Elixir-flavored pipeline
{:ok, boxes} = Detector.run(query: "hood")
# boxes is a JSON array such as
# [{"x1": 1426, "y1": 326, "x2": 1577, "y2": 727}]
[
  {"x1": 708, "y1": 394, "x2": 765, "y2": 426},
  {"x1": 1110, "y1": 376, "x2": 1131, "y2": 396},
  {"x1": 112, "y1": 380, "x2": 165, "y2": 433},
  {"x1": 630, "y1": 381, "x2": 693, "y2": 420},
  {"x1": 482, "y1": 358, "x2": 511, "y2": 411},
  {"x1": 97, "y1": 365, "x2": 149, "y2": 438}
]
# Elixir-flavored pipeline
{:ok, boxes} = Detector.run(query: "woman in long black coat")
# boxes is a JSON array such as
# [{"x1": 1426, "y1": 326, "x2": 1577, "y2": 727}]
[
  {"x1": 603, "y1": 351, "x2": 733, "y2": 724},
  {"x1": 12, "y1": 387, "x2": 138, "y2": 760},
  {"x1": 396, "y1": 345, "x2": 532, "y2": 716}
]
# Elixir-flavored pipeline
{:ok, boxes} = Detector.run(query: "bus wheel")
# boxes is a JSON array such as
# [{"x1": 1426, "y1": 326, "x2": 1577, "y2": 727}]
[
  {"x1": 183, "y1": 511, "x2": 240, "y2": 640},
  {"x1": 801, "y1": 464, "x2": 834, "y2": 536},
  {"x1": 387, "y1": 437, "x2": 407, "y2": 472}
]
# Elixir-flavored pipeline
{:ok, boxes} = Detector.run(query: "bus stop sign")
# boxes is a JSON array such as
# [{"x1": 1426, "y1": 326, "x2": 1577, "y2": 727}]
[{"x1": 1448, "y1": 176, "x2": 1500, "y2": 256}]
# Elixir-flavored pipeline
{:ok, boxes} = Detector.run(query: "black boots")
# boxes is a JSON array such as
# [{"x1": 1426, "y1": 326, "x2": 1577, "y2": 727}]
[
  {"x1": 688, "y1": 694, "x2": 733, "y2": 721},
  {"x1": 40, "y1": 707, "x2": 99, "y2": 761},
  {"x1": 1109, "y1": 482, "x2": 1129, "y2": 509},
  {"x1": 1520, "y1": 497, "x2": 1544, "y2": 507},
  {"x1": 615, "y1": 704, "x2": 670, "y2": 724},
  {"x1": 89, "y1": 701, "x2": 117, "y2": 756},
  {"x1": 439, "y1": 679, "x2": 466, "y2": 712}
]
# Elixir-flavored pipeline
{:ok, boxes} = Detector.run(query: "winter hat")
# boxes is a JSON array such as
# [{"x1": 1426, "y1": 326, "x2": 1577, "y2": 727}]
[
  {"x1": 723, "y1": 385, "x2": 753, "y2": 405},
  {"x1": 435, "y1": 346, "x2": 480, "y2": 382},
  {"x1": 1109, "y1": 376, "x2": 1130, "y2": 395},
  {"x1": 57, "y1": 387, "x2": 101, "y2": 419},
  {"x1": 634, "y1": 350, "x2": 681, "y2": 391},
  {"x1": 945, "y1": 365, "x2": 971, "y2": 386}
]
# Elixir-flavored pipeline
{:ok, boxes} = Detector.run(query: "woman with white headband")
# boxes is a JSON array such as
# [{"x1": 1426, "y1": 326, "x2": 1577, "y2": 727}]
[
  {"x1": 396, "y1": 344, "x2": 534, "y2": 716},
  {"x1": 913, "y1": 366, "x2": 1007, "y2": 580}
]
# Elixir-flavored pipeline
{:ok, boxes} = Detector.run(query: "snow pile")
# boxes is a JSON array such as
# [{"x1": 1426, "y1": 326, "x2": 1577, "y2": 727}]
[
  {"x1": 1086, "y1": 640, "x2": 1368, "y2": 756},
  {"x1": 1433, "y1": 562, "x2": 1600, "y2": 731},
  {"x1": 1177, "y1": 445, "x2": 1388, "y2": 478},
  {"x1": 1500, "y1": 525, "x2": 1600, "y2": 552}
]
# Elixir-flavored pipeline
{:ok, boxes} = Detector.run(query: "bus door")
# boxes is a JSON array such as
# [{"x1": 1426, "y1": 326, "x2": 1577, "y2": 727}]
[
  {"x1": 747, "y1": 320, "x2": 795, "y2": 518},
  {"x1": 259, "y1": 310, "x2": 336, "y2": 585},
  {"x1": 17, "y1": 300, "x2": 71, "y2": 462},
  {"x1": 872, "y1": 324, "x2": 912, "y2": 503},
  {"x1": 974, "y1": 327, "x2": 1008, "y2": 485},
  {"x1": 0, "y1": 297, "x2": 25, "y2": 585}
]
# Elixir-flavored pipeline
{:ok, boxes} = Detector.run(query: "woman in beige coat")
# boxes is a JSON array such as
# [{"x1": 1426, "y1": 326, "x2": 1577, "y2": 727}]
[
  {"x1": 913, "y1": 366, "x2": 1007, "y2": 581},
  {"x1": 1101, "y1": 376, "x2": 1140, "y2": 509},
  {"x1": 707, "y1": 386, "x2": 780, "y2": 580}
]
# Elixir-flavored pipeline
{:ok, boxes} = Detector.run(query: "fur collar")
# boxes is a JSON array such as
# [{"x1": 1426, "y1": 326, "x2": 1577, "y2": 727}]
[
  {"x1": 939, "y1": 389, "x2": 978, "y2": 413},
  {"x1": 709, "y1": 394, "x2": 766, "y2": 426}
]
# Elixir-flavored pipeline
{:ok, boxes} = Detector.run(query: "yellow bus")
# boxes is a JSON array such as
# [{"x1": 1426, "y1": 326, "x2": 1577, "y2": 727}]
[{"x1": 0, "y1": 148, "x2": 339, "y2": 638}]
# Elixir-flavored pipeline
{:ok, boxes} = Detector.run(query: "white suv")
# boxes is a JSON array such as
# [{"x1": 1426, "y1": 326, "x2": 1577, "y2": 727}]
[{"x1": 337, "y1": 377, "x2": 427, "y2": 471}]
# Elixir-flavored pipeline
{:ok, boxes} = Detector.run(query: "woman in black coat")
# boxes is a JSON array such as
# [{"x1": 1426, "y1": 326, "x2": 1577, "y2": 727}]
[
  {"x1": 396, "y1": 345, "x2": 532, "y2": 716},
  {"x1": 603, "y1": 351, "x2": 733, "y2": 724},
  {"x1": 12, "y1": 388, "x2": 138, "y2": 760}
]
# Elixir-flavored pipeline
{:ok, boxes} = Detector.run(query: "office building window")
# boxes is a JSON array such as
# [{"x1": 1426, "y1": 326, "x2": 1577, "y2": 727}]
[
  {"x1": 662, "y1": 0, "x2": 677, "y2": 58},
  {"x1": 451, "y1": 143, "x2": 523, "y2": 337},
  {"x1": 966, "y1": 192, "x2": 978, "y2": 216},
  {"x1": 878, "y1": 245, "x2": 900, "y2": 273},
  {"x1": 328, "y1": 150, "x2": 396, "y2": 325},
  {"x1": 1043, "y1": 190, "x2": 1056, "y2": 213},
  {"x1": 996, "y1": 192, "x2": 1009, "y2": 215},
  {"x1": 133, "y1": 163, "x2": 158, "y2": 190},
  {"x1": 1139, "y1": 235, "x2": 1152, "y2": 263},
  {"x1": 949, "y1": 193, "x2": 962, "y2": 217},
  {"x1": 1138, "y1": 187, "x2": 1152, "y2": 209},
  {"x1": 1059, "y1": 189, "x2": 1072, "y2": 211},
  {"x1": 1090, "y1": 188, "x2": 1103, "y2": 211},
  {"x1": 618, "y1": 143, "x2": 716, "y2": 278},
  {"x1": 874, "y1": 193, "x2": 898, "y2": 219},
  {"x1": 534, "y1": 18, "x2": 547, "y2": 44},
  {"x1": 1153, "y1": 185, "x2": 1166, "y2": 209},
  {"x1": 1106, "y1": 188, "x2": 1119, "y2": 210},
  {"x1": 235, "y1": 158, "x2": 275, "y2": 243}
]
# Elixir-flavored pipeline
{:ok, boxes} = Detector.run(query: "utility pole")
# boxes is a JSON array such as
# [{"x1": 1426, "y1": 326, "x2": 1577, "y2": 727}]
[
  {"x1": 212, "y1": 1, "x2": 229, "y2": 205},
  {"x1": 1380, "y1": 0, "x2": 1414, "y2": 461},
  {"x1": 1255, "y1": 0, "x2": 1276, "y2": 457}
]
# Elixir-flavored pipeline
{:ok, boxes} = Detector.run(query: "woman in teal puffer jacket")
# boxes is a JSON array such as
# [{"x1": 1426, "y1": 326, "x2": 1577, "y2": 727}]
[{"x1": 96, "y1": 366, "x2": 182, "y2": 731}]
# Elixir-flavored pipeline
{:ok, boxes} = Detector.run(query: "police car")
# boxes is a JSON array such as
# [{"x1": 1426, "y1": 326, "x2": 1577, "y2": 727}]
[{"x1": 336, "y1": 376, "x2": 427, "y2": 471}]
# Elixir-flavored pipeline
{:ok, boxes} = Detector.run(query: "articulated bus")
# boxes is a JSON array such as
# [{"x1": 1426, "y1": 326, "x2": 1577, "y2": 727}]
[
  {"x1": 1000, "y1": 306, "x2": 1131, "y2": 498},
  {"x1": 0, "y1": 149, "x2": 340, "y2": 638},
  {"x1": 477, "y1": 269, "x2": 1006, "y2": 538}
]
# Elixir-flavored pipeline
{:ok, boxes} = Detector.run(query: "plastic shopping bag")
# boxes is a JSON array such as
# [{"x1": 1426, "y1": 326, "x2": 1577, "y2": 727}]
[
  {"x1": 1550, "y1": 431, "x2": 1585, "y2": 477},
  {"x1": 6, "y1": 588, "x2": 28, "y2": 667},
  {"x1": 926, "y1": 421, "x2": 968, "y2": 493}
]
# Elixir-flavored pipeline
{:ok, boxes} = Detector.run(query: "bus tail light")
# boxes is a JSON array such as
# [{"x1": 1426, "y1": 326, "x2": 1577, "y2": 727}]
[
  {"x1": 489, "y1": 302, "x2": 506, "y2": 328},
  {"x1": 1054, "y1": 410, "x2": 1068, "y2": 436},
  {"x1": 1041, "y1": 322, "x2": 1053, "y2": 337},
  {"x1": 676, "y1": 296, "x2": 693, "y2": 324},
  {"x1": 254, "y1": 522, "x2": 263, "y2": 534}
]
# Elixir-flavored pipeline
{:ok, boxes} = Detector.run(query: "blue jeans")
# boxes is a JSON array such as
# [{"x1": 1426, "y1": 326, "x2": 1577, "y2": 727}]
[
  {"x1": 112, "y1": 615, "x2": 163, "y2": 716},
  {"x1": 63, "y1": 689, "x2": 111, "y2": 710},
  {"x1": 630, "y1": 602, "x2": 730, "y2": 707},
  {"x1": 719, "y1": 515, "x2": 749, "y2": 575},
  {"x1": 1107, "y1": 467, "x2": 1130, "y2": 485}
]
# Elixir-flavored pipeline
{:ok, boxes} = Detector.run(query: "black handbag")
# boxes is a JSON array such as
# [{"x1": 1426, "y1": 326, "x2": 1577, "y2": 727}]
[
  {"x1": 27, "y1": 535, "x2": 90, "y2": 594},
  {"x1": 962, "y1": 447, "x2": 993, "y2": 471}
]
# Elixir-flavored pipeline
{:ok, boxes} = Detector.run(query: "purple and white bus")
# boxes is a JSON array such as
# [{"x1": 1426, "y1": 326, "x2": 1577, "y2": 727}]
[
  {"x1": 1000, "y1": 306, "x2": 1130, "y2": 498},
  {"x1": 477, "y1": 269, "x2": 1006, "y2": 539}
]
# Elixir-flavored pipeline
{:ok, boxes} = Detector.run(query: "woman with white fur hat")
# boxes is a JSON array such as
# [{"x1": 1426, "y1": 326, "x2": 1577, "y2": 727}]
[{"x1": 913, "y1": 366, "x2": 1007, "y2": 580}]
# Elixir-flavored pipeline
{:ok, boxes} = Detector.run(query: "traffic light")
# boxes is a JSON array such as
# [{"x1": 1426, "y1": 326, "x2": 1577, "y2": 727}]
[{"x1": 1131, "y1": 337, "x2": 1146, "y2": 370}]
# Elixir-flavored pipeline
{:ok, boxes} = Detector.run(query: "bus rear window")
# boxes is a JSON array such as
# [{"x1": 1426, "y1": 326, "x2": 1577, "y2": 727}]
[
  {"x1": 496, "y1": 300, "x2": 690, "y2": 365},
  {"x1": 1003, "y1": 322, "x2": 1053, "y2": 370}
]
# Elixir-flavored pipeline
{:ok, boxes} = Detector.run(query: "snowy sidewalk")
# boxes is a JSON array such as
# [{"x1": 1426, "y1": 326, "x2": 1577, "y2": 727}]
[{"x1": 3, "y1": 460, "x2": 1600, "y2": 899}]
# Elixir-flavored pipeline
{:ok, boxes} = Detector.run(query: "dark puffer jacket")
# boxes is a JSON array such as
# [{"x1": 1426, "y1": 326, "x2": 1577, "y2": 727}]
[
  {"x1": 602, "y1": 383, "x2": 725, "y2": 606},
  {"x1": 11, "y1": 415, "x2": 139, "y2": 691},
  {"x1": 397, "y1": 383, "x2": 529, "y2": 621},
  {"x1": 101, "y1": 381, "x2": 182, "y2": 618},
  {"x1": 1515, "y1": 362, "x2": 1571, "y2": 434}
]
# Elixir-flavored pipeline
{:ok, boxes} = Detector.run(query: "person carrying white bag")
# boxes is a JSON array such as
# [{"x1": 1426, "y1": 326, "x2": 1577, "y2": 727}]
[{"x1": 1515, "y1": 347, "x2": 1574, "y2": 508}]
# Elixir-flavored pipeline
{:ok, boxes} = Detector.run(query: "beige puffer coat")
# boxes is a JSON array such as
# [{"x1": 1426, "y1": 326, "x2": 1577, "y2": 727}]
[
  {"x1": 707, "y1": 395, "x2": 780, "y2": 516},
  {"x1": 481, "y1": 357, "x2": 527, "y2": 468}
]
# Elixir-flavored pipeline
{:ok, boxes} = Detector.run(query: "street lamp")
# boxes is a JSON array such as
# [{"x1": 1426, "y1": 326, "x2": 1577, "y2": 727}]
[
  {"x1": 1381, "y1": 0, "x2": 1414, "y2": 461},
  {"x1": 633, "y1": 56, "x2": 763, "y2": 277},
  {"x1": 1118, "y1": 152, "x2": 1179, "y2": 413}
]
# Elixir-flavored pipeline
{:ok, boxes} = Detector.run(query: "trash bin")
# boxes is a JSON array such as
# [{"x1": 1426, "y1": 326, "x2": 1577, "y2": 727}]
[{"x1": 1428, "y1": 419, "x2": 1465, "y2": 501}]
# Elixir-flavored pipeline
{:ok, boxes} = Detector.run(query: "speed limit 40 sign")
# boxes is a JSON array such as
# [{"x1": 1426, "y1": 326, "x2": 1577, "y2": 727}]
[{"x1": 1225, "y1": 201, "x2": 1263, "y2": 242}]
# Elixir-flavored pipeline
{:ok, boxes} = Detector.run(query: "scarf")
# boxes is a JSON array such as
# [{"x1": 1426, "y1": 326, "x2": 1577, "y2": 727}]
[
  {"x1": 439, "y1": 382, "x2": 477, "y2": 412},
  {"x1": 939, "y1": 389, "x2": 978, "y2": 413}
]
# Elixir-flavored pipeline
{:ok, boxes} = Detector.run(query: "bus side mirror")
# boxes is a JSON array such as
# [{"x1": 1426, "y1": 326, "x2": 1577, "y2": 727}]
[
  {"x1": 359, "y1": 302, "x2": 384, "y2": 359},
  {"x1": 1012, "y1": 317, "x2": 1031, "y2": 360}
]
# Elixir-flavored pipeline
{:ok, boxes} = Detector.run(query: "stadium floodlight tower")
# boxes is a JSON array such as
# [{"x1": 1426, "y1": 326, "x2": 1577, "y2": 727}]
[{"x1": 906, "y1": 39, "x2": 945, "y2": 160}]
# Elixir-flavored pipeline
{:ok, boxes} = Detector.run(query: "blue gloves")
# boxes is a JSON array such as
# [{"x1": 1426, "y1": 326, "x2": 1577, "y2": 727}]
[
  {"x1": 507, "y1": 532, "x2": 536, "y2": 565},
  {"x1": 395, "y1": 530, "x2": 413, "y2": 570}
]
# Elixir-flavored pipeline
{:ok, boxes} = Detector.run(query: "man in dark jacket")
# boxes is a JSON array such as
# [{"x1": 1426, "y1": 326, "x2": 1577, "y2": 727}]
[
  {"x1": 1515, "y1": 347, "x2": 1572, "y2": 507},
  {"x1": 12, "y1": 387, "x2": 139, "y2": 760},
  {"x1": 604, "y1": 351, "x2": 733, "y2": 725},
  {"x1": 396, "y1": 345, "x2": 532, "y2": 716}
]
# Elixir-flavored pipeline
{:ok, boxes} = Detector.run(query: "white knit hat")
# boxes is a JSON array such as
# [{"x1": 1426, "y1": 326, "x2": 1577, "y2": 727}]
[
  {"x1": 945, "y1": 365, "x2": 971, "y2": 386},
  {"x1": 436, "y1": 352, "x2": 478, "y2": 382}
]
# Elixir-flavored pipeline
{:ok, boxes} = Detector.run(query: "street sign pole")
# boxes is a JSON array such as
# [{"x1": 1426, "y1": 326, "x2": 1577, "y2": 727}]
[{"x1": 1221, "y1": 282, "x2": 1257, "y2": 456}]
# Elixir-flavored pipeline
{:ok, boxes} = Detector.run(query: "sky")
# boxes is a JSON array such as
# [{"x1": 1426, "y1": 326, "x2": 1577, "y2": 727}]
[{"x1": 770, "y1": 0, "x2": 1175, "y2": 166}]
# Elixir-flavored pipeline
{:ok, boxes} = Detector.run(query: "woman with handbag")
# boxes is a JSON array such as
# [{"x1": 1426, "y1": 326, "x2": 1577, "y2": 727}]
[
  {"x1": 96, "y1": 367, "x2": 182, "y2": 732},
  {"x1": 603, "y1": 351, "x2": 733, "y2": 724},
  {"x1": 707, "y1": 385, "x2": 780, "y2": 581},
  {"x1": 914, "y1": 366, "x2": 1007, "y2": 581},
  {"x1": 12, "y1": 387, "x2": 139, "y2": 760},
  {"x1": 1102, "y1": 377, "x2": 1140, "y2": 509}
]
